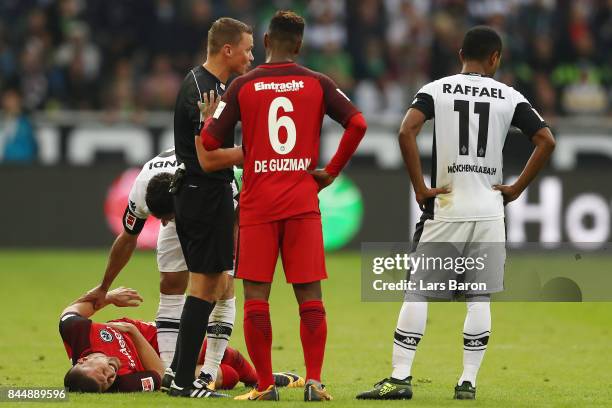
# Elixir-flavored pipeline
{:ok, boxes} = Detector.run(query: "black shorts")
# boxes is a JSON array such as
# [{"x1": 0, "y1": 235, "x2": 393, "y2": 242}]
[{"x1": 174, "y1": 177, "x2": 234, "y2": 274}]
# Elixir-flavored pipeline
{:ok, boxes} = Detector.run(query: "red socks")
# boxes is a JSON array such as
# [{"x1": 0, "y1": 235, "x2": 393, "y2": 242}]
[
  {"x1": 299, "y1": 300, "x2": 327, "y2": 382},
  {"x1": 243, "y1": 299, "x2": 327, "y2": 389},
  {"x1": 222, "y1": 345, "x2": 258, "y2": 386},
  {"x1": 244, "y1": 299, "x2": 274, "y2": 391},
  {"x1": 218, "y1": 364, "x2": 240, "y2": 389}
]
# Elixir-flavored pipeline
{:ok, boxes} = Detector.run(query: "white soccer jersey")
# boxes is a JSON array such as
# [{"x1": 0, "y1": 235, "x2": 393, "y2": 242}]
[
  {"x1": 411, "y1": 73, "x2": 547, "y2": 222},
  {"x1": 123, "y1": 148, "x2": 180, "y2": 233},
  {"x1": 123, "y1": 147, "x2": 240, "y2": 234}
]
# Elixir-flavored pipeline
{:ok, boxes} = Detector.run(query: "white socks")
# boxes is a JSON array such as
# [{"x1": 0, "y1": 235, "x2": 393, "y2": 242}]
[
  {"x1": 155, "y1": 293, "x2": 185, "y2": 368},
  {"x1": 391, "y1": 298, "x2": 428, "y2": 380},
  {"x1": 391, "y1": 296, "x2": 491, "y2": 387},
  {"x1": 458, "y1": 299, "x2": 491, "y2": 386},
  {"x1": 199, "y1": 297, "x2": 236, "y2": 381}
]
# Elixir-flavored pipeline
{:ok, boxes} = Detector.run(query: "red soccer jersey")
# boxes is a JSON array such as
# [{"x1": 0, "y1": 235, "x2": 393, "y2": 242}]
[
  {"x1": 205, "y1": 62, "x2": 359, "y2": 225},
  {"x1": 59, "y1": 314, "x2": 160, "y2": 392}
]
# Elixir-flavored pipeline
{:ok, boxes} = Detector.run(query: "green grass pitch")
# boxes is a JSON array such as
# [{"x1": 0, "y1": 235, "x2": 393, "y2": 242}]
[{"x1": 1, "y1": 250, "x2": 611, "y2": 407}]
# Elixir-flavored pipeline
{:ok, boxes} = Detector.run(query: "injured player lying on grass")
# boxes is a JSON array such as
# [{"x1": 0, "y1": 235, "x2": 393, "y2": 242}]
[{"x1": 59, "y1": 285, "x2": 304, "y2": 393}]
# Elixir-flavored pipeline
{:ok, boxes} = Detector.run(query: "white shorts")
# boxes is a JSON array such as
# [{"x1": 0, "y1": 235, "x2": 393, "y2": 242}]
[
  {"x1": 408, "y1": 217, "x2": 506, "y2": 298},
  {"x1": 419, "y1": 217, "x2": 506, "y2": 243},
  {"x1": 156, "y1": 222, "x2": 188, "y2": 273},
  {"x1": 156, "y1": 222, "x2": 235, "y2": 276}
]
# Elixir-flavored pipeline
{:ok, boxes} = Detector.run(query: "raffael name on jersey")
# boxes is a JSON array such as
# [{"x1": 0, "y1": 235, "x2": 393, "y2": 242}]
[
  {"x1": 443, "y1": 83, "x2": 506, "y2": 99},
  {"x1": 254, "y1": 80, "x2": 305, "y2": 93},
  {"x1": 254, "y1": 158, "x2": 312, "y2": 173}
]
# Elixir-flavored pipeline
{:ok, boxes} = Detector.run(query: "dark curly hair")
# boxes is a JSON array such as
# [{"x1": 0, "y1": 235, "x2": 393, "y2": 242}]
[{"x1": 145, "y1": 172, "x2": 174, "y2": 218}]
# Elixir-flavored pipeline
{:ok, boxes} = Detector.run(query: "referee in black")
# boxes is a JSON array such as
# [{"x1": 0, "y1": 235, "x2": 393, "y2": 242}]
[{"x1": 167, "y1": 17, "x2": 253, "y2": 398}]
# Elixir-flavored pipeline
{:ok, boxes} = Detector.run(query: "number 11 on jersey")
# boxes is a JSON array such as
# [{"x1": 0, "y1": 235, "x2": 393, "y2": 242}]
[{"x1": 454, "y1": 99, "x2": 490, "y2": 157}]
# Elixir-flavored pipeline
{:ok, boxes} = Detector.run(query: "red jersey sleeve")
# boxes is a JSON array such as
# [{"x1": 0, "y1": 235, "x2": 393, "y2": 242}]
[
  {"x1": 317, "y1": 74, "x2": 359, "y2": 127},
  {"x1": 204, "y1": 79, "x2": 242, "y2": 143},
  {"x1": 59, "y1": 313, "x2": 92, "y2": 364},
  {"x1": 110, "y1": 371, "x2": 161, "y2": 392}
]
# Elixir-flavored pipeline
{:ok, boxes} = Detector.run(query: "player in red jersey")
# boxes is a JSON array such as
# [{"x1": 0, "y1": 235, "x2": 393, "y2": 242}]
[
  {"x1": 200, "y1": 10, "x2": 367, "y2": 401},
  {"x1": 59, "y1": 284, "x2": 301, "y2": 393},
  {"x1": 59, "y1": 286, "x2": 164, "y2": 393}
]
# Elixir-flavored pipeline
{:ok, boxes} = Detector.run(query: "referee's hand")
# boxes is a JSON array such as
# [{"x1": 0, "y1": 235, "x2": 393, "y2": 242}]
[{"x1": 198, "y1": 90, "x2": 220, "y2": 120}]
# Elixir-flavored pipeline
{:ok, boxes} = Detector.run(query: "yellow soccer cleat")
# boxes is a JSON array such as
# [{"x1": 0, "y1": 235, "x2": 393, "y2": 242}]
[
  {"x1": 273, "y1": 372, "x2": 305, "y2": 388},
  {"x1": 304, "y1": 380, "x2": 333, "y2": 401},
  {"x1": 234, "y1": 385, "x2": 280, "y2": 401}
]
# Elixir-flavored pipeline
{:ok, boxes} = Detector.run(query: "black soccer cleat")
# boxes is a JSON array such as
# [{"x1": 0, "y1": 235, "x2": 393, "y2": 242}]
[
  {"x1": 160, "y1": 368, "x2": 174, "y2": 393},
  {"x1": 356, "y1": 377, "x2": 413, "y2": 400},
  {"x1": 197, "y1": 372, "x2": 215, "y2": 389},
  {"x1": 167, "y1": 377, "x2": 229, "y2": 398},
  {"x1": 454, "y1": 381, "x2": 476, "y2": 400}
]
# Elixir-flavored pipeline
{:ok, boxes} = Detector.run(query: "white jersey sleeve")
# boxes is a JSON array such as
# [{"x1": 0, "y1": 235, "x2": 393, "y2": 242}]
[{"x1": 122, "y1": 148, "x2": 180, "y2": 234}]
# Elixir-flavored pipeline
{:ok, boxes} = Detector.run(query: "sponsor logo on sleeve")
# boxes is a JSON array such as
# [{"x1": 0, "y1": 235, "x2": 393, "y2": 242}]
[
  {"x1": 141, "y1": 377, "x2": 155, "y2": 392},
  {"x1": 125, "y1": 212, "x2": 137, "y2": 230},
  {"x1": 129, "y1": 200, "x2": 136, "y2": 212}
]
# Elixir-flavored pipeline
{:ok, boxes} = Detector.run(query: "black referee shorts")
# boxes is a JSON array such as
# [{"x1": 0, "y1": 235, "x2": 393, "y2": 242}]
[{"x1": 173, "y1": 177, "x2": 234, "y2": 274}]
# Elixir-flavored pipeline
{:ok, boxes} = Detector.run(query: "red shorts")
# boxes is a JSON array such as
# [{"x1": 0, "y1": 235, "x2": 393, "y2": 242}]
[{"x1": 236, "y1": 216, "x2": 327, "y2": 284}]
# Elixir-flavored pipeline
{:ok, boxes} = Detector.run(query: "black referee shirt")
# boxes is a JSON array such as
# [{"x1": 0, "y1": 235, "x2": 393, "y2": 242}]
[{"x1": 173, "y1": 65, "x2": 234, "y2": 181}]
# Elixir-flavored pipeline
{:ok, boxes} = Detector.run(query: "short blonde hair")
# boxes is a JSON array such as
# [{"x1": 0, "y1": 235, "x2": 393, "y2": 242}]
[{"x1": 207, "y1": 17, "x2": 252, "y2": 55}]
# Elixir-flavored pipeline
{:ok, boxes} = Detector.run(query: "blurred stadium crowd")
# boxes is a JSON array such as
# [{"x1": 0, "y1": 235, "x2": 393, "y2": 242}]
[{"x1": 0, "y1": 0, "x2": 611, "y2": 162}]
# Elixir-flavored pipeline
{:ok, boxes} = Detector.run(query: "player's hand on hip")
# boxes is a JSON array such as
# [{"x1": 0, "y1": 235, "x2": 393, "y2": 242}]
[
  {"x1": 309, "y1": 169, "x2": 335, "y2": 191},
  {"x1": 493, "y1": 184, "x2": 521, "y2": 205},
  {"x1": 198, "y1": 90, "x2": 219, "y2": 120},
  {"x1": 415, "y1": 187, "x2": 450, "y2": 211},
  {"x1": 77, "y1": 285, "x2": 109, "y2": 310},
  {"x1": 107, "y1": 287, "x2": 143, "y2": 308}
]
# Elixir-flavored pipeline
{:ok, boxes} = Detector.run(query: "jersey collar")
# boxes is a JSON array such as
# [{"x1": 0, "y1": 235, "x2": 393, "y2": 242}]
[
  {"x1": 260, "y1": 61, "x2": 297, "y2": 69},
  {"x1": 461, "y1": 72, "x2": 485, "y2": 77}
]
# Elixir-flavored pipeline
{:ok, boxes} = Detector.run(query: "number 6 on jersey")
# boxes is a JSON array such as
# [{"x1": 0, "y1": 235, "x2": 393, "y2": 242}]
[{"x1": 268, "y1": 96, "x2": 296, "y2": 155}]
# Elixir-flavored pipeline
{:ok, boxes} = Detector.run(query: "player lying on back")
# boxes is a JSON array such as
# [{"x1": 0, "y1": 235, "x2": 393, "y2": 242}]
[
  {"x1": 60, "y1": 286, "x2": 164, "y2": 392},
  {"x1": 79, "y1": 146, "x2": 241, "y2": 396},
  {"x1": 357, "y1": 26, "x2": 555, "y2": 401},
  {"x1": 200, "y1": 10, "x2": 367, "y2": 401},
  {"x1": 60, "y1": 285, "x2": 302, "y2": 393}
]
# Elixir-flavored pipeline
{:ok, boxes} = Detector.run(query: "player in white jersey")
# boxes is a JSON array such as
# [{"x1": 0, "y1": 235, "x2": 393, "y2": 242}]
[
  {"x1": 357, "y1": 26, "x2": 556, "y2": 401},
  {"x1": 78, "y1": 147, "x2": 242, "y2": 392}
]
